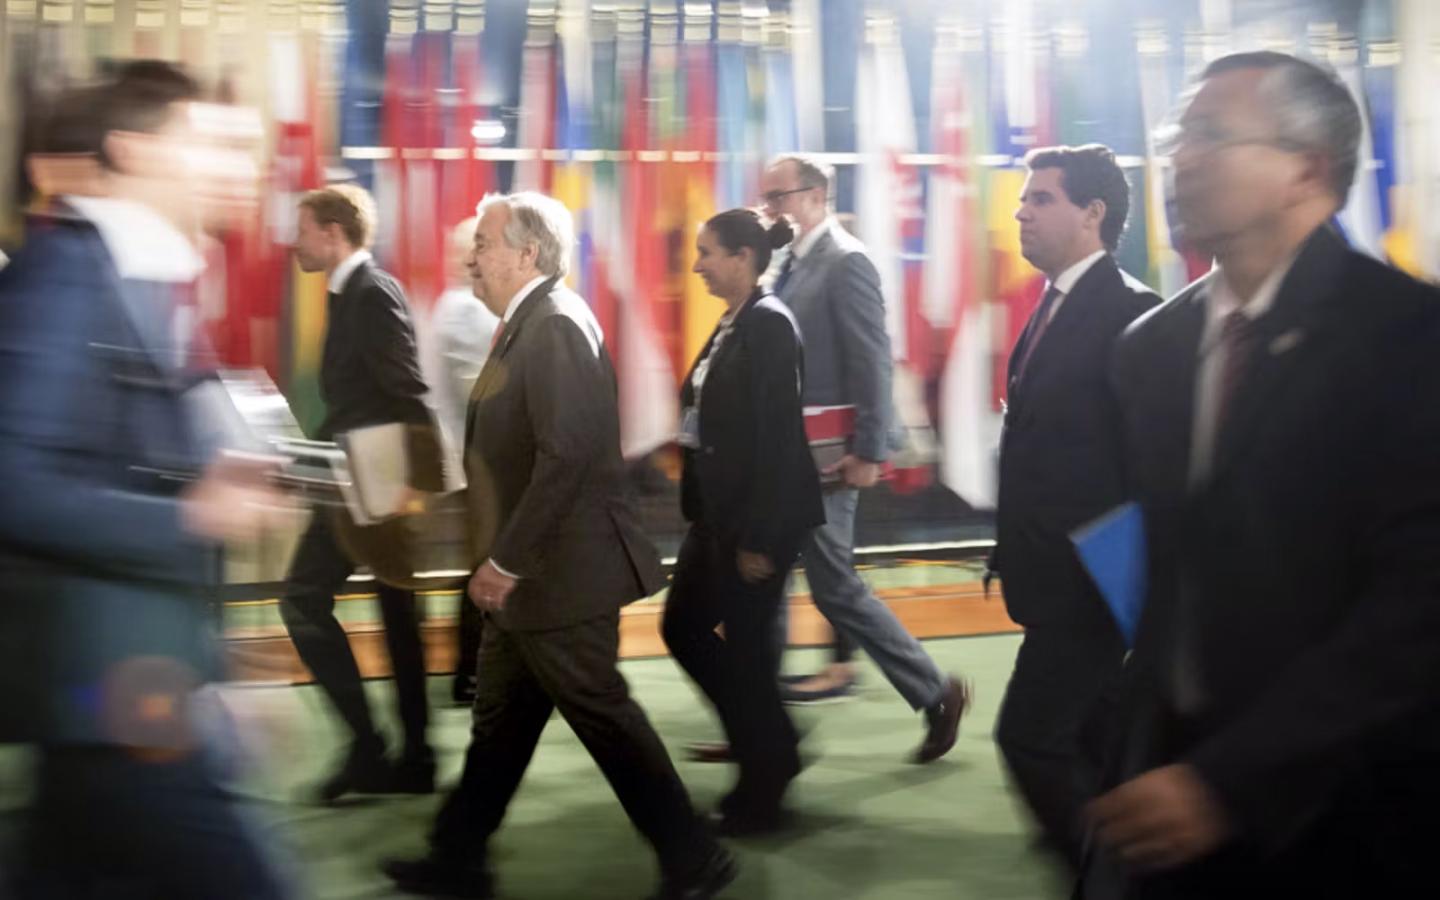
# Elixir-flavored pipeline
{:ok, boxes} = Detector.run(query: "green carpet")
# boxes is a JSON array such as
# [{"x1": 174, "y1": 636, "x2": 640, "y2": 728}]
[{"x1": 1, "y1": 635, "x2": 1070, "y2": 899}]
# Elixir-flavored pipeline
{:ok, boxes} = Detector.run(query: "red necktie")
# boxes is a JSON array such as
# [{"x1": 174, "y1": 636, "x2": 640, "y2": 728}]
[
  {"x1": 489, "y1": 320, "x2": 506, "y2": 352},
  {"x1": 1014, "y1": 285, "x2": 1062, "y2": 382},
  {"x1": 1213, "y1": 310, "x2": 1260, "y2": 439}
]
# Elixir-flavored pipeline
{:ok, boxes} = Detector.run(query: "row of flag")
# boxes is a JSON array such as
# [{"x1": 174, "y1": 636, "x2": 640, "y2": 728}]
[{"x1": 5, "y1": 0, "x2": 1437, "y2": 510}]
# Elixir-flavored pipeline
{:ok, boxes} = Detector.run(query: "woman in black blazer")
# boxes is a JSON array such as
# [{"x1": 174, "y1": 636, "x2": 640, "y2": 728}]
[{"x1": 662, "y1": 208, "x2": 825, "y2": 836}]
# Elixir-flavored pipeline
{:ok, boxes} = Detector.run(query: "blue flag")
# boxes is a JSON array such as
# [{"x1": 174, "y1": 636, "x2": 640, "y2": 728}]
[{"x1": 1071, "y1": 503, "x2": 1147, "y2": 647}]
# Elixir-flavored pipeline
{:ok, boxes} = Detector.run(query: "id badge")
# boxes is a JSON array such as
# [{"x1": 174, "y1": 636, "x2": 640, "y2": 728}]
[{"x1": 677, "y1": 405, "x2": 701, "y2": 448}]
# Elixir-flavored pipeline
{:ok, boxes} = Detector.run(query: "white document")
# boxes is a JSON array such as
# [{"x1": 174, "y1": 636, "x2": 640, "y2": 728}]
[{"x1": 337, "y1": 422, "x2": 410, "y2": 525}]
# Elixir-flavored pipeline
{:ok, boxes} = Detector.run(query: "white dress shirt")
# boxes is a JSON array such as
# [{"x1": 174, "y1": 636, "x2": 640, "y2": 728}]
[
  {"x1": 428, "y1": 287, "x2": 499, "y2": 450},
  {"x1": 66, "y1": 196, "x2": 205, "y2": 283},
  {"x1": 1039, "y1": 248, "x2": 1107, "y2": 325},
  {"x1": 328, "y1": 249, "x2": 372, "y2": 294},
  {"x1": 791, "y1": 215, "x2": 836, "y2": 261}
]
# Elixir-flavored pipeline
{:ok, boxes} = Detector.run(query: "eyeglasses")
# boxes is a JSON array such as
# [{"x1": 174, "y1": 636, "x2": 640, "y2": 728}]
[
  {"x1": 1153, "y1": 121, "x2": 1307, "y2": 158},
  {"x1": 761, "y1": 186, "x2": 813, "y2": 205}
]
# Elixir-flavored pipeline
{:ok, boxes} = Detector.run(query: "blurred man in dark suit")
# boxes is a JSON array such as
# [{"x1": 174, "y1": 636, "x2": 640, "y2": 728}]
[
  {"x1": 1086, "y1": 51, "x2": 1440, "y2": 898},
  {"x1": 992, "y1": 144, "x2": 1157, "y2": 869},
  {"x1": 384, "y1": 192, "x2": 733, "y2": 900},
  {"x1": 0, "y1": 63, "x2": 292, "y2": 899},
  {"x1": 281, "y1": 183, "x2": 444, "y2": 803}
]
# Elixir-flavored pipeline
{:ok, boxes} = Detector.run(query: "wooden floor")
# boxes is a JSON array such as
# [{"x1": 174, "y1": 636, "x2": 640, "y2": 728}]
[{"x1": 224, "y1": 580, "x2": 1018, "y2": 684}]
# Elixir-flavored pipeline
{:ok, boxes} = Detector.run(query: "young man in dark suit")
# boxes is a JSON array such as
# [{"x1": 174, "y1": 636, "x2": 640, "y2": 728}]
[
  {"x1": 0, "y1": 63, "x2": 292, "y2": 898},
  {"x1": 991, "y1": 144, "x2": 1158, "y2": 869},
  {"x1": 384, "y1": 192, "x2": 734, "y2": 900},
  {"x1": 1085, "y1": 52, "x2": 1440, "y2": 898},
  {"x1": 282, "y1": 184, "x2": 443, "y2": 802}
]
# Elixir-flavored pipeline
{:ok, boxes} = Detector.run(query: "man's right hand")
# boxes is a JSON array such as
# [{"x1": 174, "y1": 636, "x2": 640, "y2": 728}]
[{"x1": 181, "y1": 454, "x2": 287, "y2": 543}]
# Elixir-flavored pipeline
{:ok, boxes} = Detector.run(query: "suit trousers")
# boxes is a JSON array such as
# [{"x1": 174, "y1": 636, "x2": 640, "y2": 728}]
[
  {"x1": 279, "y1": 513, "x2": 429, "y2": 757},
  {"x1": 800, "y1": 488, "x2": 946, "y2": 710},
  {"x1": 996, "y1": 620, "x2": 1125, "y2": 869},
  {"x1": 16, "y1": 744, "x2": 294, "y2": 899},
  {"x1": 663, "y1": 525, "x2": 802, "y2": 813},
  {"x1": 431, "y1": 610, "x2": 712, "y2": 879}
]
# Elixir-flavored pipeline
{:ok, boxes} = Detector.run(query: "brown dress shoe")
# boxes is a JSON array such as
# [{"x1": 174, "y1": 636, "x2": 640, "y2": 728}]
[{"x1": 911, "y1": 677, "x2": 971, "y2": 764}]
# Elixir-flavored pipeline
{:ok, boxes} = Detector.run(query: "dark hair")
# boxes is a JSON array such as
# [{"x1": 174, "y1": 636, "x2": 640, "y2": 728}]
[
  {"x1": 704, "y1": 208, "x2": 794, "y2": 276},
  {"x1": 93, "y1": 60, "x2": 201, "y2": 171},
  {"x1": 28, "y1": 85, "x2": 105, "y2": 157},
  {"x1": 1200, "y1": 51, "x2": 1361, "y2": 202},
  {"x1": 1023, "y1": 144, "x2": 1131, "y2": 252}
]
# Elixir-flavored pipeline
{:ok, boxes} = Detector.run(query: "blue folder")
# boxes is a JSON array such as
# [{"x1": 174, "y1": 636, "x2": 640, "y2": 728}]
[{"x1": 1070, "y1": 503, "x2": 1147, "y2": 647}]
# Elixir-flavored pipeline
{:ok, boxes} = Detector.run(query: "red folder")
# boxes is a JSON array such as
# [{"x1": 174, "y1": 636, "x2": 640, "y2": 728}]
[
  {"x1": 803, "y1": 406, "x2": 896, "y2": 485},
  {"x1": 802, "y1": 405, "x2": 935, "y2": 493}
]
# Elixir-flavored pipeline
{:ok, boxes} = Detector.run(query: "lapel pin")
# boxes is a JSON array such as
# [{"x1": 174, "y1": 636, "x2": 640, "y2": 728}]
[{"x1": 1269, "y1": 330, "x2": 1304, "y2": 355}]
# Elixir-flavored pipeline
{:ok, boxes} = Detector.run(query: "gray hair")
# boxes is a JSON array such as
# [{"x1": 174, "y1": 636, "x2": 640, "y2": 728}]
[
  {"x1": 1202, "y1": 51, "x2": 1361, "y2": 203},
  {"x1": 475, "y1": 191, "x2": 575, "y2": 278},
  {"x1": 771, "y1": 153, "x2": 834, "y2": 201}
]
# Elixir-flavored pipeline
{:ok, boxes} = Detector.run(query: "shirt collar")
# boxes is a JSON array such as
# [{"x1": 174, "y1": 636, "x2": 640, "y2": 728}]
[
  {"x1": 1049, "y1": 248, "x2": 1107, "y2": 297},
  {"x1": 502, "y1": 275, "x2": 551, "y2": 324},
  {"x1": 328, "y1": 249, "x2": 372, "y2": 294},
  {"x1": 792, "y1": 215, "x2": 835, "y2": 260},
  {"x1": 64, "y1": 195, "x2": 205, "y2": 283},
  {"x1": 1198, "y1": 250, "x2": 1299, "y2": 350}
]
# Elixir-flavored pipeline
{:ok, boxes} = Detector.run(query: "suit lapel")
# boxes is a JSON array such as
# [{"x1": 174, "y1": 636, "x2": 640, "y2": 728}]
[
  {"x1": 777, "y1": 230, "x2": 833, "y2": 308},
  {"x1": 464, "y1": 276, "x2": 558, "y2": 448},
  {"x1": 1008, "y1": 256, "x2": 1115, "y2": 406},
  {"x1": 1207, "y1": 227, "x2": 1346, "y2": 483}
]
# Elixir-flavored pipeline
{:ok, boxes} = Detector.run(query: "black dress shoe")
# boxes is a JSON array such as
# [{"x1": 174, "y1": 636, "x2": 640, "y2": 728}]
[
  {"x1": 451, "y1": 672, "x2": 477, "y2": 706},
  {"x1": 314, "y1": 742, "x2": 393, "y2": 804},
  {"x1": 383, "y1": 853, "x2": 495, "y2": 898},
  {"x1": 911, "y1": 677, "x2": 971, "y2": 764},
  {"x1": 647, "y1": 846, "x2": 738, "y2": 900},
  {"x1": 707, "y1": 805, "x2": 787, "y2": 838},
  {"x1": 392, "y1": 754, "x2": 437, "y2": 795}
]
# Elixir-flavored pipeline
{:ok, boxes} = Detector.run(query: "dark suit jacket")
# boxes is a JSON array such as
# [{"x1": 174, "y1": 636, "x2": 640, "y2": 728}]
[
  {"x1": 0, "y1": 210, "x2": 221, "y2": 743},
  {"x1": 463, "y1": 278, "x2": 664, "y2": 632},
  {"x1": 994, "y1": 254, "x2": 1157, "y2": 628},
  {"x1": 1104, "y1": 226, "x2": 1440, "y2": 894},
  {"x1": 773, "y1": 225, "x2": 893, "y2": 462},
  {"x1": 679, "y1": 290, "x2": 825, "y2": 559},
  {"x1": 319, "y1": 259, "x2": 443, "y2": 492}
]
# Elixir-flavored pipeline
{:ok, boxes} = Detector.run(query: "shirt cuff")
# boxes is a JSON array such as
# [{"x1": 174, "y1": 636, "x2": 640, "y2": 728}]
[{"x1": 486, "y1": 558, "x2": 520, "y2": 580}]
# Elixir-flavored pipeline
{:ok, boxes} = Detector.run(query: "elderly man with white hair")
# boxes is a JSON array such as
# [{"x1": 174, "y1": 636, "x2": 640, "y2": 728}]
[{"x1": 384, "y1": 192, "x2": 736, "y2": 900}]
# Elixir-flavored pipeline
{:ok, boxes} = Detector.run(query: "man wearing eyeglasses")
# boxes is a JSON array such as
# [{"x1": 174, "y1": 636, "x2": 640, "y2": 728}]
[
  {"x1": 755, "y1": 154, "x2": 967, "y2": 765},
  {"x1": 1084, "y1": 51, "x2": 1440, "y2": 898}
]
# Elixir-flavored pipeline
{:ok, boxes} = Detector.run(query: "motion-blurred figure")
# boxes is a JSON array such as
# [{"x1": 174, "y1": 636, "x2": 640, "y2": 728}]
[
  {"x1": 1087, "y1": 51, "x2": 1440, "y2": 898},
  {"x1": 384, "y1": 192, "x2": 735, "y2": 900},
  {"x1": 0, "y1": 63, "x2": 293, "y2": 899}
]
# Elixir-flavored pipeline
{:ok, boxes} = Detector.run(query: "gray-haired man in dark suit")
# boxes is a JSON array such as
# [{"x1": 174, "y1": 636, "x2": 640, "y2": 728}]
[
  {"x1": 384, "y1": 192, "x2": 734, "y2": 900},
  {"x1": 758, "y1": 155, "x2": 967, "y2": 764}
]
